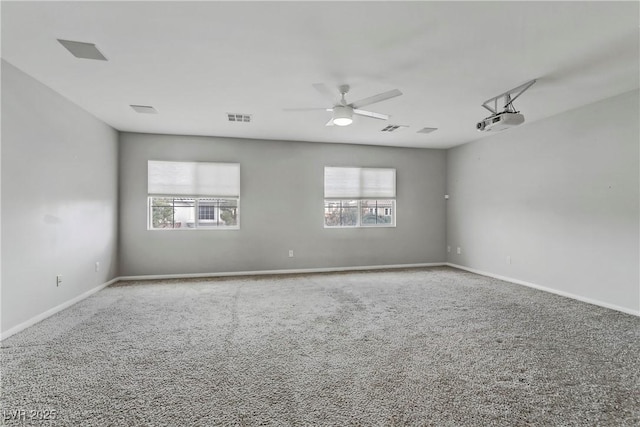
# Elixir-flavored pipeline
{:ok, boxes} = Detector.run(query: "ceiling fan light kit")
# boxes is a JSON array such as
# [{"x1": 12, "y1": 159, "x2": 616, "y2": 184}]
[{"x1": 332, "y1": 106, "x2": 353, "y2": 126}]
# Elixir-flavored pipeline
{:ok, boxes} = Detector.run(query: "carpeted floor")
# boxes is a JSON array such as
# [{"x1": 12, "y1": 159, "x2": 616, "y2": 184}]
[{"x1": 1, "y1": 267, "x2": 638, "y2": 426}]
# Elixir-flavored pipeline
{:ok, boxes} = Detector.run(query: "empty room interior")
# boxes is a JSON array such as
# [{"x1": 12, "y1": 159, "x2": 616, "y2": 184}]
[{"x1": 1, "y1": 1, "x2": 639, "y2": 425}]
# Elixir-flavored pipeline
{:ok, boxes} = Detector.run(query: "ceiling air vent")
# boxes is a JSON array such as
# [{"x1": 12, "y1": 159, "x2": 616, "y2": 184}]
[
  {"x1": 417, "y1": 127, "x2": 438, "y2": 134},
  {"x1": 227, "y1": 113, "x2": 251, "y2": 123},
  {"x1": 130, "y1": 105, "x2": 158, "y2": 114},
  {"x1": 57, "y1": 39, "x2": 107, "y2": 61},
  {"x1": 381, "y1": 124, "x2": 407, "y2": 132}
]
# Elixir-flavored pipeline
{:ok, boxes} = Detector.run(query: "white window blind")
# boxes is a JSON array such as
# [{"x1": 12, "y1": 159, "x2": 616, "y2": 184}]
[
  {"x1": 148, "y1": 161, "x2": 240, "y2": 197},
  {"x1": 324, "y1": 167, "x2": 396, "y2": 198}
]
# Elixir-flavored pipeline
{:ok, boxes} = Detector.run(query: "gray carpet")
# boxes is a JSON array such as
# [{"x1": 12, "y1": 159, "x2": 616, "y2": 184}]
[{"x1": 1, "y1": 267, "x2": 638, "y2": 426}]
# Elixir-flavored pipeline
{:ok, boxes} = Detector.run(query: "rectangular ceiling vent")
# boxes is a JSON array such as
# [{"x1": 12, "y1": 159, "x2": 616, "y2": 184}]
[
  {"x1": 227, "y1": 113, "x2": 251, "y2": 123},
  {"x1": 57, "y1": 39, "x2": 107, "y2": 61},
  {"x1": 130, "y1": 105, "x2": 158, "y2": 114},
  {"x1": 417, "y1": 127, "x2": 438, "y2": 134},
  {"x1": 381, "y1": 124, "x2": 407, "y2": 132}
]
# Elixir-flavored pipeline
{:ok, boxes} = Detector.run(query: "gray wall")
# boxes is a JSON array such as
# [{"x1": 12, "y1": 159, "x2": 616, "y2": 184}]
[
  {"x1": 3, "y1": 58, "x2": 635, "y2": 339},
  {"x1": 1, "y1": 61, "x2": 119, "y2": 334},
  {"x1": 118, "y1": 133, "x2": 447, "y2": 276},
  {"x1": 446, "y1": 90, "x2": 639, "y2": 313}
]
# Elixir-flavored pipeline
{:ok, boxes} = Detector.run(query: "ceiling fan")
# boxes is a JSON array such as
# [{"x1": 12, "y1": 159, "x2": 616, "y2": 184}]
[{"x1": 284, "y1": 83, "x2": 402, "y2": 126}]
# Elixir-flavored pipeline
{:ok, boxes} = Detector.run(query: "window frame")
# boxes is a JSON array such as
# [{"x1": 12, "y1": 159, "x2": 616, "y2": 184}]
[
  {"x1": 147, "y1": 160, "x2": 240, "y2": 231},
  {"x1": 323, "y1": 199, "x2": 396, "y2": 228},
  {"x1": 323, "y1": 166, "x2": 397, "y2": 229},
  {"x1": 147, "y1": 196, "x2": 240, "y2": 231}
]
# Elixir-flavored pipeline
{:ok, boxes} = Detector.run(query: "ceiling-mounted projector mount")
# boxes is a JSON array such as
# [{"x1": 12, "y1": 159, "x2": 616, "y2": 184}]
[{"x1": 477, "y1": 79, "x2": 536, "y2": 132}]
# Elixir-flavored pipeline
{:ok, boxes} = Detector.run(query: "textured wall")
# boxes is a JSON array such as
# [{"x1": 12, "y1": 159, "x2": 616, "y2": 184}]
[
  {"x1": 446, "y1": 90, "x2": 640, "y2": 313},
  {"x1": 118, "y1": 133, "x2": 447, "y2": 276},
  {"x1": 1, "y1": 60, "x2": 119, "y2": 334}
]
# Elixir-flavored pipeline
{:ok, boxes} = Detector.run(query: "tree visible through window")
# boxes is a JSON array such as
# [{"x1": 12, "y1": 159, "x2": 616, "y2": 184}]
[{"x1": 324, "y1": 200, "x2": 358, "y2": 226}]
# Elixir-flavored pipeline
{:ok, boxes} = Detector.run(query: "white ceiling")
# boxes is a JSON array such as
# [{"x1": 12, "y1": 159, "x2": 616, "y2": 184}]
[{"x1": 2, "y1": 1, "x2": 638, "y2": 149}]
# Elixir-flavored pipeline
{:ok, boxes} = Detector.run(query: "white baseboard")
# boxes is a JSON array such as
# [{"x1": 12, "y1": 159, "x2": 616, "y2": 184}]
[
  {"x1": 1, "y1": 263, "x2": 447, "y2": 341},
  {"x1": 0, "y1": 278, "x2": 119, "y2": 341},
  {"x1": 3, "y1": 262, "x2": 636, "y2": 341},
  {"x1": 117, "y1": 262, "x2": 447, "y2": 282},
  {"x1": 446, "y1": 263, "x2": 640, "y2": 317}
]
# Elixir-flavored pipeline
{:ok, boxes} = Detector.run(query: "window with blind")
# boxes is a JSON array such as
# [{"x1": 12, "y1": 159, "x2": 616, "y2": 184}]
[
  {"x1": 324, "y1": 167, "x2": 396, "y2": 228},
  {"x1": 147, "y1": 160, "x2": 240, "y2": 230}
]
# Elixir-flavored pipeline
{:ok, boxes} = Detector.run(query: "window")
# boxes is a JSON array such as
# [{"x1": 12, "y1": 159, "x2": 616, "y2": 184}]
[
  {"x1": 324, "y1": 200, "x2": 358, "y2": 227},
  {"x1": 324, "y1": 167, "x2": 396, "y2": 228},
  {"x1": 147, "y1": 161, "x2": 240, "y2": 230},
  {"x1": 197, "y1": 198, "x2": 238, "y2": 228},
  {"x1": 361, "y1": 199, "x2": 394, "y2": 225},
  {"x1": 199, "y1": 204, "x2": 216, "y2": 221}
]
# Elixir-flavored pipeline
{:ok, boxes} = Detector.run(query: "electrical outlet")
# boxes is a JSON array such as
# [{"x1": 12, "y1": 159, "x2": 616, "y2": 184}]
[
  {"x1": 56, "y1": 275, "x2": 63, "y2": 287},
  {"x1": 289, "y1": 250, "x2": 294, "y2": 258},
  {"x1": 457, "y1": 247, "x2": 462, "y2": 255},
  {"x1": 95, "y1": 262, "x2": 100, "y2": 272},
  {"x1": 447, "y1": 246, "x2": 451, "y2": 253}
]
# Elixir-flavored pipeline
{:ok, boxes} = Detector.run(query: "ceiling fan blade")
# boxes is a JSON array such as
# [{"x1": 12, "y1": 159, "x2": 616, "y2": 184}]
[
  {"x1": 325, "y1": 119, "x2": 335, "y2": 127},
  {"x1": 350, "y1": 89, "x2": 402, "y2": 109},
  {"x1": 353, "y1": 109, "x2": 389, "y2": 120},
  {"x1": 283, "y1": 107, "x2": 332, "y2": 112},
  {"x1": 312, "y1": 83, "x2": 337, "y2": 103}
]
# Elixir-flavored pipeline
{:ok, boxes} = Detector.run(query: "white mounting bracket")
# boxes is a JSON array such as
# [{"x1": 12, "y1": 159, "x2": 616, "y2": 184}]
[
  {"x1": 338, "y1": 84, "x2": 350, "y2": 106},
  {"x1": 481, "y1": 79, "x2": 536, "y2": 115}
]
